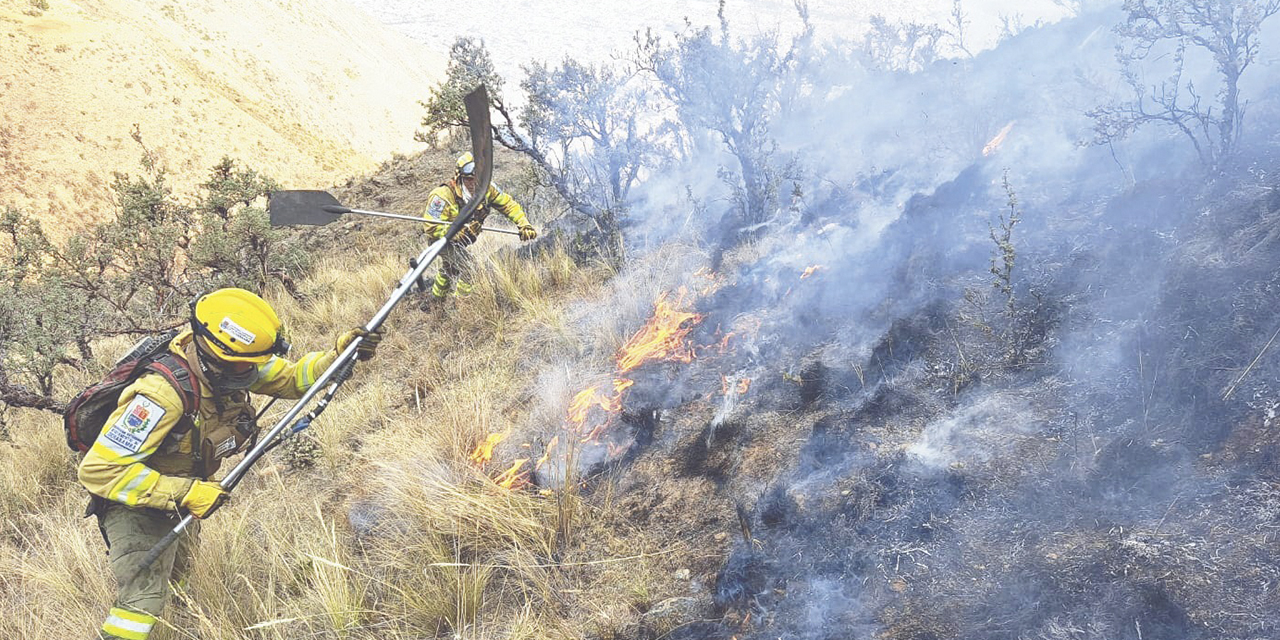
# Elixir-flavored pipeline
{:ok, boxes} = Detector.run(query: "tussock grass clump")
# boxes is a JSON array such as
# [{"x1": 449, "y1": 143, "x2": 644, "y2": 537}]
[{"x1": 0, "y1": 493, "x2": 114, "y2": 640}]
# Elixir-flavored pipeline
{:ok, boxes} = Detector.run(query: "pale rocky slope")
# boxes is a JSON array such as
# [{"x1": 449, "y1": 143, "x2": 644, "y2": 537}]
[{"x1": 0, "y1": 0, "x2": 443, "y2": 227}]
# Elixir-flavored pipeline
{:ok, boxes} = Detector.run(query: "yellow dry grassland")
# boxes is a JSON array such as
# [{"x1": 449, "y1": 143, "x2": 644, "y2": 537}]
[
  {"x1": 0, "y1": 0, "x2": 443, "y2": 232},
  {"x1": 0, "y1": 227, "x2": 677, "y2": 639}
]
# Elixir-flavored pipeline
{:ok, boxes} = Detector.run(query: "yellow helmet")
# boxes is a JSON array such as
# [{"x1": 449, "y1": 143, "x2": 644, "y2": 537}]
[
  {"x1": 189, "y1": 288, "x2": 289, "y2": 364},
  {"x1": 455, "y1": 152, "x2": 476, "y2": 179}
]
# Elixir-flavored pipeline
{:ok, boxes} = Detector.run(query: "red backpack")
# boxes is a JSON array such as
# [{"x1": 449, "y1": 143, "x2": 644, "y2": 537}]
[{"x1": 63, "y1": 329, "x2": 201, "y2": 453}]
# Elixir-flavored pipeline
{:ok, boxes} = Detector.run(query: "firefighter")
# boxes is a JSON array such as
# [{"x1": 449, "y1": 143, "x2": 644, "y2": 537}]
[
  {"x1": 79, "y1": 288, "x2": 380, "y2": 640},
  {"x1": 421, "y1": 151, "x2": 538, "y2": 298}
]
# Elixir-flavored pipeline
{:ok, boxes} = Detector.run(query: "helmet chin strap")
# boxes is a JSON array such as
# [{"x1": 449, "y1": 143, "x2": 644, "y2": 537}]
[{"x1": 193, "y1": 338, "x2": 258, "y2": 391}]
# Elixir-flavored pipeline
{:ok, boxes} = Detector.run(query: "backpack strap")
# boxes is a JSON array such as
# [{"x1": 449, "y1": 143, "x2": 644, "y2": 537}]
[
  {"x1": 146, "y1": 354, "x2": 201, "y2": 422},
  {"x1": 144, "y1": 353, "x2": 209, "y2": 477}
]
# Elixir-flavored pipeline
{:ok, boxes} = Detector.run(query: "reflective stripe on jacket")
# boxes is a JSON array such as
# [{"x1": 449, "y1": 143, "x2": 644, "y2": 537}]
[
  {"x1": 77, "y1": 329, "x2": 336, "y2": 510},
  {"x1": 421, "y1": 181, "x2": 528, "y2": 239}
]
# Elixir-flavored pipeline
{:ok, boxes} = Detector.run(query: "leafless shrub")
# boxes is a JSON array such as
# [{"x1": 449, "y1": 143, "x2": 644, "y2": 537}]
[{"x1": 1088, "y1": 0, "x2": 1280, "y2": 168}]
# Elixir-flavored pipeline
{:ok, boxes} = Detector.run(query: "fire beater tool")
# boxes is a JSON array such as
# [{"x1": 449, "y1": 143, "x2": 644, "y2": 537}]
[{"x1": 128, "y1": 84, "x2": 497, "y2": 581}]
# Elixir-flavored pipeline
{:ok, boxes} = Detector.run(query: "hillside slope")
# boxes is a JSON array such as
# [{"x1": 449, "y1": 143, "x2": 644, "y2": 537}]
[
  {"x1": 7, "y1": 3, "x2": 1280, "y2": 640},
  {"x1": 0, "y1": 0, "x2": 443, "y2": 226}
]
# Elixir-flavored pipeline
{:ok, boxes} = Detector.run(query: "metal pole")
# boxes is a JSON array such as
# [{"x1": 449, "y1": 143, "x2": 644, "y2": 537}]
[{"x1": 342, "y1": 207, "x2": 521, "y2": 236}]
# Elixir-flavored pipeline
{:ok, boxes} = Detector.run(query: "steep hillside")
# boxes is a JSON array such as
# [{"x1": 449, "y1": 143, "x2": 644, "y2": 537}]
[
  {"x1": 0, "y1": 0, "x2": 443, "y2": 226},
  {"x1": 6, "y1": 2, "x2": 1280, "y2": 640}
]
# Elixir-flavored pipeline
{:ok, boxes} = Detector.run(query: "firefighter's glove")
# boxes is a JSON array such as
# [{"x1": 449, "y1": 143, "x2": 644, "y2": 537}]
[
  {"x1": 337, "y1": 328, "x2": 382, "y2": 361},
  {"x1": 519, "y1": 224, "x2": 538, "y2": 242},
  {"x1": 181, "y1": 480, "x2": 229, "y2": 519}
]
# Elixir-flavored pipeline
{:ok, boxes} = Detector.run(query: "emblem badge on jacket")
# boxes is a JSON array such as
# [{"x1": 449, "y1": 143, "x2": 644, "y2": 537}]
[{"x1": 103, "y1": 396, "x2": 166, "y2": 453}]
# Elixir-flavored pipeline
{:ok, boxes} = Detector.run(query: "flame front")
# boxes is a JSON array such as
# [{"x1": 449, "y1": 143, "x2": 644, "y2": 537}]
[
  {"x1": 567, "y1": 384, "x2": 620, "y2": 424},
  {"x1": 468, "y1": 432, "x2": 532, "y2": 489},
  {"x1": 616, "y1": 289, "x2": 704, "y2": 373},
  {"x1": 495, "y1": 289, "x2": 709, "y2": 488},
  {"x1": 721, "y1": 374, "x2": 752, "y2": 397},
  {"x1": 535, "y1": 435, "x2": 559, "y2": 472},
  {"x1": 801, "y1": 265, "x2": 823, "y2": 279}
]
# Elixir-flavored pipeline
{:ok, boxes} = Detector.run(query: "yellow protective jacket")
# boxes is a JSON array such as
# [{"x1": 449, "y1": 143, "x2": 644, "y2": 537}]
[
  {"x1": 77, "y1": 329, "x2": 336, "y2": 511},
  {"x1": 421, "y1": 180, "x2": 529, "y2": 240}
]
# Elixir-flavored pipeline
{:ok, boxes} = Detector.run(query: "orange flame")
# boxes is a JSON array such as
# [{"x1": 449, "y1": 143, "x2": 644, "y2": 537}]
[
  {"x1": 469, "y1": 432, "x2": 532, "y2": 489},
  {"x1": 565, "y1": 377, "x2": 637, "y2": 446},
  {"x1": 493, "y1": 459, "x2": 530, "y2": 489},
  {"x1": 616, "y1": 289, "x2": 704, "y2": 373},
  {"x1": 801, "y1": 265, "x2": 823, "y2": 279},
  {"x1": 535, "y1": 435, "x2": 559, "y2": 472},
  {"x1": 694, "y1": 267, "x2": 728, "y2": 297},
  {"x1": 722, "y1": 375, "x2": 752, "y2": 396},
  {"x1": 983, "y1": 121, "x2": 1016, "y2": 156},
  {"x1": 719, "y1": 331, "x2": 736, "y2": 351},
  {"x1": 489, "y1": 290, "x2": 709, "y2": 490},
  {"x1": 567, "y1": 382, "x2": 628, "y2": 425},
  {"x1": 613, "y1": 377, "x2": 635, "y2": 395},
  {"x1": 468, "y1": 432, "x2": 506, "y2": 466}
]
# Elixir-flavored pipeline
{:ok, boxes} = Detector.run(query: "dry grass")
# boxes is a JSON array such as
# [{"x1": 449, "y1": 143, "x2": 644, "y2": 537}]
[{"x1": 0, "y1": 230, "x2": 682, "y2": 639}]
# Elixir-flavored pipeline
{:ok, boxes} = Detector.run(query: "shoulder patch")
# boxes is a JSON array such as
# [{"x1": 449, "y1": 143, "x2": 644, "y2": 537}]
[
  {"x1": 102, "y1": 395, "x2": 167, "y2": 453},
  {"x1": 427, "y1": 196, "x2": 447, "y2": 218}
]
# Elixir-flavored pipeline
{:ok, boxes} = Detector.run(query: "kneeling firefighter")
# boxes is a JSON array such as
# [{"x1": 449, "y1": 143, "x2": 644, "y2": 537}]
[
  {"x1": 77, "y1": 288, "x2": 380, "y2": 640},
  {"x1": 421, "y1": 151, "x2": 538, "y2": 298}
]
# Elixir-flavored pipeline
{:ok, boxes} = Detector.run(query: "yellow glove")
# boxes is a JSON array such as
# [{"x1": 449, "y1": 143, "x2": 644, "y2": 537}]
[
  {"x1": 337, "y1": 328, "x2": 382, "y2": 361},
  {"x1": 518, "y1": 224, "x2": 538, "y2": 242},
  {"x1": 180, "y1": 480, "x2": 229, "y2": 519}
]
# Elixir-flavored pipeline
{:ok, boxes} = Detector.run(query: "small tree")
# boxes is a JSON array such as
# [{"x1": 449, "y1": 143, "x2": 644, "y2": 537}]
[
  {"x1": 0, "y1": 151, "x2": 303, "y2": 414},
  {"x1": 520, "y1": 57, "x2": 665, "y2": 245},
  {"x1": 420, "y1": 37, "x2": 665, "y2": 263},
  {"x1": 52, "y1": 159, "x2": 197, "y2": 331},
  {"x1": 958, "y1": 173, "x2": 1055, "y2": 371},
  {"x1": 862, "y1": 14, "x2": 945, "y2": 72},
  {"x1": 989, "y1": 172, "x2": 1022, "y2": 325},
  {"x1": 521, "y1": 59, "x2": 655, "y2": 209},
  {"x1": 946, "y1": 0, "x2": 975, "y2": 58},
  {"x1": 635, "y1": 0, "x2": 813, "y2": 228},
  {"x1": 0, "y1": 208, "x2": 89, "y2": 410},
  {"x1": 417, "y1": 37, "x2": 507, "y2": 148},
  {"x1": 1089, "y1": 0, "x2": 1280, "y2": 168},
  {"x1": 189, "y1": 157, "x2": 304, "y2": 292}
]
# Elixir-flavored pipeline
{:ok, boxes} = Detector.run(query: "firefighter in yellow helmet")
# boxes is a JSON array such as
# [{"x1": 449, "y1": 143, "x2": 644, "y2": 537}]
[
  {"x1": 79, "y1": 288, "x2": 380, "y2": 640},
  {"x1": 421, "y1": 151, "x2": 538, "y2": 298}
]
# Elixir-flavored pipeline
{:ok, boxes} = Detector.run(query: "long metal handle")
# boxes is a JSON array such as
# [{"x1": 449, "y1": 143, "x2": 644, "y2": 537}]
[
  {"x1": 342, "y1": 207, "x2": 522, "y2": 236},
  {"x1": 223, "y1": 239, "x2": 445, "y2": 489},
  {"x1": 136, "y1": 518, "x2": 188, "y2": 574}
]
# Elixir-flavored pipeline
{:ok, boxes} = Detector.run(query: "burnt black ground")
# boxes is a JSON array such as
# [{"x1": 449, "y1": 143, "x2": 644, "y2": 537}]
[{"x1": 590, "y1": 147, "x2": 1280, "y2": 639}]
